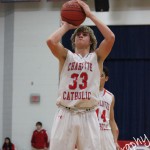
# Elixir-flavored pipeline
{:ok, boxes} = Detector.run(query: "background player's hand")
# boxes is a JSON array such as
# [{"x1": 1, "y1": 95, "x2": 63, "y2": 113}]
[
  {"x1": 76, "y1": 0, "x2": 92, "y2": 18},
  {"x1": 115, "y1": 142, "x2": 121, "y2": 150},
  {"x1": 60, "y1": 21, "x2": 79, "y2": 30}
]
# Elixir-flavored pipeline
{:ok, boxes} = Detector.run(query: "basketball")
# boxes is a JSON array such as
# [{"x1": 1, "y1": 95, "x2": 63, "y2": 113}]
[{"x1": 61, "y1": 0, "x2": 86, "y2": 26}]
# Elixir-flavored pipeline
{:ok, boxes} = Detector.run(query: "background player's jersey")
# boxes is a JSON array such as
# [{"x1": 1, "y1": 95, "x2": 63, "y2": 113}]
[
  {"x1": 97, "y1": 89, "x2": 113, "y2": 130},
  {"x1": 57, "y1": 50, "x2": 100, "y2": 109}
]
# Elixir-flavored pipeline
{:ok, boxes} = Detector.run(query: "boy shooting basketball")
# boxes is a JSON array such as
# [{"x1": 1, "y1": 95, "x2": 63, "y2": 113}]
[{"x1": 46, "y1": 0, "x2": 115, "y2": 150}]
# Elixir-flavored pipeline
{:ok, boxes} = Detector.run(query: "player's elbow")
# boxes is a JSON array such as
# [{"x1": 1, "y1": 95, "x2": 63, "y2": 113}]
[
  {"x1": 46, "y1": 37, "x2": 55, "y2": 48},
  {"x1": 108, "y1": 33, "x2": 115, "y2": 44},
  {"x1": 111, "y1": 33, "x2": 115, "y2": 42},
  {"x1": 116, "y1": 127, "x2": 119, "y2": 133}
]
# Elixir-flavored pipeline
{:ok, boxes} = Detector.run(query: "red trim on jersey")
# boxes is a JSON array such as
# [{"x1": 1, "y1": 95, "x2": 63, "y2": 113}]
[
  {"x1": 104, "y1": 88, "x2": 112, "y2": 96},
  {"x1": 103, "y1": 88, "x2": 106, "y2": 96},
  {"x1": 96, "y1": 108, "x2": 99, "y2": 117}
]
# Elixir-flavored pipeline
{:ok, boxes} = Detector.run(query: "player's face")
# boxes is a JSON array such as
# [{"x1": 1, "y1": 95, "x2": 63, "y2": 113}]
[
  {"x1": 74, "y1": 32, "x2": 91, "y2": 49},
  {"x1": 100, "y1": 72, "x2": 108, "y2": 88}
]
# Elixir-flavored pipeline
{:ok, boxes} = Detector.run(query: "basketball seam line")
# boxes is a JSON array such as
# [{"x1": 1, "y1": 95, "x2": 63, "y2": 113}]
[
  {"x1": 61, "y1": 10, "x2": 85, "y2": 13},
  {"x1": 62, "y1": 16, "x2": 85, "y2": 21}
]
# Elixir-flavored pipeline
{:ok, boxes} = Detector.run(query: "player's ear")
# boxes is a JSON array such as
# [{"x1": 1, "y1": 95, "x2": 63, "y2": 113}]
[{"x1": 105, "y1": 76, "x2": 109, "y2": 82}]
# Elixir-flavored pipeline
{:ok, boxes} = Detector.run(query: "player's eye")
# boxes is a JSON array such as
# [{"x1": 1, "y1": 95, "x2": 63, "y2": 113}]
[
  {"x1": 76, "y1": 32, "x2": 88, "y2": 37},
  {"x1": 83, "y1": 33, "x2": 87, "y2": 36},
  {"x1": 83, "y1": 32, "x2": 89, "y2": 36},
  {"x1": 100, "y1": 74, "x2": 105, "y2": 78},
  {"x1": 76, "y1": 33, "x2": 81, "y2": 36}
]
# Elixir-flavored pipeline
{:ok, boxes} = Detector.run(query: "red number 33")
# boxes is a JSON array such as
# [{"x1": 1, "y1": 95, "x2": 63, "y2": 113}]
[{"x1": 69, "y1": 72, "x2": 88, "y2": 90}]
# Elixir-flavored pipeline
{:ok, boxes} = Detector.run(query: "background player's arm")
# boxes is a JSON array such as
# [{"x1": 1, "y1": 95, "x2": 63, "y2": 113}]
[
  {"x1": 77, "y1": 0, "x2": 115, "y2": 62},
  {"x1": 109, "y1": 95, "x2": 120, "y2": 150}
]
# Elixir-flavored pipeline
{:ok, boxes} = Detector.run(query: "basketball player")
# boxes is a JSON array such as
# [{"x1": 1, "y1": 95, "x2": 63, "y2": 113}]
[
  {"x1": 97, "y1": 66, "x2": 120, "y2": 150},
  {"x1": 46, "y1": 0, "x2": 115, "y2": 150}
]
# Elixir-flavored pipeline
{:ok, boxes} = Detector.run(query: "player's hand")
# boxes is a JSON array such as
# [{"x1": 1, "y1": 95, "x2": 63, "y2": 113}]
[
  {"x1": 115, "y1": 142, "x2": 121, "y2": 150},
  {"x1": 61, "y1": 21, "x2": 79, "y2": 30},
  {"x1": 76, "y1": 0, "x2": 92, "y2": 18}
]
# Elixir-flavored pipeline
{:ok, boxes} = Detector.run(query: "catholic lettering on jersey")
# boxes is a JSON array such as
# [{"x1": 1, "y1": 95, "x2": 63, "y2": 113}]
[
  {"x1": 57, "y1": 50, "x2": 100, "y2": 109},
  {"x1": 97, "y1": 89, "x2": 112, "y2": 130}
]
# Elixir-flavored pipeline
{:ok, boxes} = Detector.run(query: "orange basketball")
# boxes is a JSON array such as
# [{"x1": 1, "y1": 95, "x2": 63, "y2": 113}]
[{"x1": 61, "y1": 0, "x2": 86, "y2": 26}]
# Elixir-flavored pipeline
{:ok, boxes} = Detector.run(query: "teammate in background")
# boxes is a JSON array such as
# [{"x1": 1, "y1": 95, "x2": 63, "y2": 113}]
[
  {"x1": 46, "y1": 0, "x2": 115, "y2": 150},
  {"x1": 97, "y1": 66, "x2": 120, "y2": 150},
  {"x1": 2, "y1": 137, "x2": 15, "y2": 150},
  {"x1": 31, "y1": 122, "x2": 49, "y2": 150}
]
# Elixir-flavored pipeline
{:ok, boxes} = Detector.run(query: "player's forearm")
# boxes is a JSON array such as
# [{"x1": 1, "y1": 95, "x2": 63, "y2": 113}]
[
  {"x1": 47, "y1": 25, "x2": 69, "y2": 44},
  {"x1": 110, "y1": 120, "x2": 119, "y2": 143},
  {"x1": 112, "y1": 127, "x2": 119, "y2": 143},
  {"x1": 88, "y1": 13, "x2": 115, "y2": 41}
]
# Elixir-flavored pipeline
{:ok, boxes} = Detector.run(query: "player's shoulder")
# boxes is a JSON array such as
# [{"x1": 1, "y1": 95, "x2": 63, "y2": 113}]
[
  {"x1": 66, "y1": 50, "x2": 75, "y2": 58},
  {"x1": 66, "y1": 49, "x2": 75, "y2": 55},
  {"x1": 105, "y1": 89, "x2": 113, "y2": 95},
  {"x1": 105, "y1": 89, "x2": 114, "y2": 97},
  {"x1": 104, "y1": 89, "x2": 115, "y2": 104},
  {"x1": 86, "y1": 52, "x2": 98, "y2": 61},
  {"x1": 90, "y1": 51, "x2": 97, "y2": 57}
]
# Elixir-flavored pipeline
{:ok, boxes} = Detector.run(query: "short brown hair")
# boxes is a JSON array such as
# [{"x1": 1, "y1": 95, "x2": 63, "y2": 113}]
[
  {"x1": 71, "y1": 26, "x2": 97, "y2": 52},
  {"x1": 36, "y1": 121, "x2": 42, "y2": 126}
]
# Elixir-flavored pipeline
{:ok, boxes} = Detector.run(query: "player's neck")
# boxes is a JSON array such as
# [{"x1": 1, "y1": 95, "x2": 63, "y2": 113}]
[
  {"x1": 75, "y1": 48, "x2": 90, "y2": 57},
  {"x1": 99, "y1": 87, "x2": 104, "y2": 91}
]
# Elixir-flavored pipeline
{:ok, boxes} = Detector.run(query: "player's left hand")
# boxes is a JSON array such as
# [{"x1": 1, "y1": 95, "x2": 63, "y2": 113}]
[
  {"x1": 76, "y1": 0, "x2": 92, "y2": 18},
  {"x1": 115, "y1": 142, "x2": 121, "y2": 150}
]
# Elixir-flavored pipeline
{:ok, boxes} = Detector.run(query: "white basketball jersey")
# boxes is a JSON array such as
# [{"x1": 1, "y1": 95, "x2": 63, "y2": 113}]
[
  {"x1": 57, "y1": 50, "x2": 100, "y2": 109},
  {"x1": 97, "y1": 89, "x2": 113, "y2": 130}
]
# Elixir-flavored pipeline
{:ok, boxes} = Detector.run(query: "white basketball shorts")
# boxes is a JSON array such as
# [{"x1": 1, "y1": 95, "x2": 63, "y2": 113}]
[
  {"x1": 50, "y1": 107, "x2": 101, "y2": 150},
  {"x1": 100, "y1": 129, "x2": 116, "y2": 150}
]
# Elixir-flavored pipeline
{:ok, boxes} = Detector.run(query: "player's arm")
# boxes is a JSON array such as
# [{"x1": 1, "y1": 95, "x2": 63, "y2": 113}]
[
  {"x1": 46, "y1": 22, "x2": 76, "y2": 61},
  {"x1": 109, "y1": 95, "x2": 120, "y2": 150},
  {"x1": 91, "y1": 16, "x2": 115, "y2": 62},
  {"x1": 77, "y1": 0, "x2": 115, "y2": 62}
]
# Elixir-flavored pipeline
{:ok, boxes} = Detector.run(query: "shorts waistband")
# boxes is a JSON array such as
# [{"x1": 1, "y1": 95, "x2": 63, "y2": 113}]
[{"x1": 58, "y1": 104, "x2": 96, "y2": 113}]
